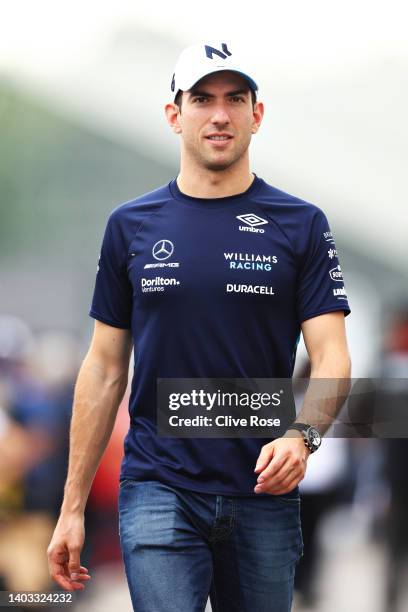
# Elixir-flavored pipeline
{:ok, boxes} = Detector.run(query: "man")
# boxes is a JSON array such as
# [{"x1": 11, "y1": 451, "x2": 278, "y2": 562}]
[{"x1": 48, "y1": 42, "x2": 351, "y2": 611}]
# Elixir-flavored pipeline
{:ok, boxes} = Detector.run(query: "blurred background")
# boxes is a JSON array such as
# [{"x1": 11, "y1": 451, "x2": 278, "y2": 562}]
[{"x1": 0, "y1": 0, "x2": 407, "y2": 610}]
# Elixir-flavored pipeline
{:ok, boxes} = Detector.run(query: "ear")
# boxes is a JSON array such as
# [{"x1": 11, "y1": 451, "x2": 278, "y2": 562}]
[
  {"x1": 165, "y1": 103, "x2": 182, "y2": 134},
  {"x1": 251, "y1": 101, "x2": 264, "y2": 134}
]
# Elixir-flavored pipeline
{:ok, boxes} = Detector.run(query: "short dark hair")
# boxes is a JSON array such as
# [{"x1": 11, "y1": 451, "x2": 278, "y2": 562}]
[{"x1": 174, "y1": 88, "x2": 257, "y2": 113}]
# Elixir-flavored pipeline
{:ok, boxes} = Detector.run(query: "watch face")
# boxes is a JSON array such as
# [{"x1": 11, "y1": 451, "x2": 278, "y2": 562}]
[{"x1": 308, "y1": 427, "x2": 321, "y2": 447}]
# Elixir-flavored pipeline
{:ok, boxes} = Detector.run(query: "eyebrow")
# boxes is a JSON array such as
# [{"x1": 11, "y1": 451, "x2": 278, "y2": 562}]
[{"x1": 188, "y1": 88, "x2": 250, "y2": 99}]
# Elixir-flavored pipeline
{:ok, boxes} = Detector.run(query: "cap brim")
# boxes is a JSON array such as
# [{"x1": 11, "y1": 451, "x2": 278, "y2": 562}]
[{"x1": 177, "y1": 67, "x2": 258, "y2": 96}]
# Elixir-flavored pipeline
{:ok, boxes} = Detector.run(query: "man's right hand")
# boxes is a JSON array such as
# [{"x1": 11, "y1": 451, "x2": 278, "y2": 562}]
[{"x1": 47, "y1": 513, "x2": 91, "y2": 591}]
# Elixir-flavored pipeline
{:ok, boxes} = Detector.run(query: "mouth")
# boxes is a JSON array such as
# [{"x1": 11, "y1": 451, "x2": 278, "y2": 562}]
[{"x1": 205, "y1": 134, "x2": 233, "y2": 145}]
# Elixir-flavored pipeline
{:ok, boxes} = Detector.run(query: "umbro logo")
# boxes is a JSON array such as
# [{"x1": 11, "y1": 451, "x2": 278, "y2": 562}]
[
  {"x1": 236, "y1": 214, "x2": 268, "y2": 234},
  {"x1": 237, "y1": 214, "x2": 268, "y2": 227}
]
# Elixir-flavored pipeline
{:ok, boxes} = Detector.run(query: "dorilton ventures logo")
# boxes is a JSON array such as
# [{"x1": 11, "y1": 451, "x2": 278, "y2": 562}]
[
  {"x1": 226, "y1": 283, "x2": 275, "y2": 295},
  {"x1": 236, "y1": 214, "x2": 268, "y2": 234},
  {"x1": 224, "y1": 252, "x2": 278, "y2": 271},
  {"x1": 141, "y1": 277, "x2": 180, "y2": 293}
]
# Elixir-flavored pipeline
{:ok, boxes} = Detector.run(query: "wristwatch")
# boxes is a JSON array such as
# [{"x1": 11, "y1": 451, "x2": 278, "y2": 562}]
[{"x1": 286, "y1": 423, "x2": 322, "y2": 453}]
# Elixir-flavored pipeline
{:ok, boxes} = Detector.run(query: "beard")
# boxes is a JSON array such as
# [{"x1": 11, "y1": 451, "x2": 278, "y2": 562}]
[
  {"x1": 201, "y1": 158, "x2": 237, "y2": 171},
  {"x1": 185, "y1": 133, "x2": 252, "y2": 172}
]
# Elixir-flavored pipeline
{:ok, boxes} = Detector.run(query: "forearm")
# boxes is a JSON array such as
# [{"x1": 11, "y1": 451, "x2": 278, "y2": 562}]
[
  {"x1": 293, "y1": 353, "x2": 351, "y2": 437},
  {"x1": 60, "y1": 353, "x2": 128, "y2": 516}
]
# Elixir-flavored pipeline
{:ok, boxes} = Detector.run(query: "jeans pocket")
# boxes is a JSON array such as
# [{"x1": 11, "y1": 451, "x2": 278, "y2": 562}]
[
  {"x1": 119, "y1": 478, "x2": 137, "y2": 490},
  {"x1": 273, "y1": 492, "x2": 301, "y2": 504}
]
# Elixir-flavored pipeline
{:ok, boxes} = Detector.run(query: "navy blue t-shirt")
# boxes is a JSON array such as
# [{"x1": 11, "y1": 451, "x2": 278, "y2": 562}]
[{"x1": 90, "y1": 175, "x2": 350, "y2": 495}]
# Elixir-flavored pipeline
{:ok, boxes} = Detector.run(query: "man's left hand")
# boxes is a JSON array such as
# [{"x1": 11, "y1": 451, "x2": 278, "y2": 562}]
[{"x1": 253, "y1": 433, "x2": 311, "y2": 495}]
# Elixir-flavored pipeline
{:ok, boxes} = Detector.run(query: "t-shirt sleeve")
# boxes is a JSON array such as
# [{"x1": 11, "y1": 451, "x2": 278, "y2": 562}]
[
  {"x1": 296, "y1": 208, "x2": 351, "y2": 323},
  {"x1": 89, "y1": 213, "x2": 133, "y2": 329}
]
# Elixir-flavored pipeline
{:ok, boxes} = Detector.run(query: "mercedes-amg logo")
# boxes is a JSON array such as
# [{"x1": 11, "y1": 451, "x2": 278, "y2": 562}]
[{"x1": 152, "y1": 239, "x2": 174, "y2": 261}]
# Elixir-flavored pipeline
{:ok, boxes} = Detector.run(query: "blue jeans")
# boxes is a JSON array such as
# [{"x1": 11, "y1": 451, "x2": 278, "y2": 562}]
[{"x1": 119, "y1": 480, "x2": 303, "y2": 612}]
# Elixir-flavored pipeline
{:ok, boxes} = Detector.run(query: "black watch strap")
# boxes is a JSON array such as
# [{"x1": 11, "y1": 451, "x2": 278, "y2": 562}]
[
  {"x1": 286, "y1": 423, "x2": 321, "y2": 453},
  {"x1": 286, "y1": 423, "x2": 310, "y2": 433}
]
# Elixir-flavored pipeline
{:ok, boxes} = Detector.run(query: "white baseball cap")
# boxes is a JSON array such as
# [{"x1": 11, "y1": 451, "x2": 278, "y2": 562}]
[{"x1": 171, "y1": 42, "x2": 258, "y2": 100}]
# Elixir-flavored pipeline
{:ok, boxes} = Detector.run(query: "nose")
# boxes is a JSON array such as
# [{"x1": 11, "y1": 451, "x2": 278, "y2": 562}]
[{"x1": 210, "y1": 103, "x2": 230, "y2": 126}]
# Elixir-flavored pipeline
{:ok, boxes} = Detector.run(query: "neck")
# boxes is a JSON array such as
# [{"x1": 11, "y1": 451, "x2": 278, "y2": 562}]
[{"x1": 177, "y1": 153, "x2": 254, "y2": 199}]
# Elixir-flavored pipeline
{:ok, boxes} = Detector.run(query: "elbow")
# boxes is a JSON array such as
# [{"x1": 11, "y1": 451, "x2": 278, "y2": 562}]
[
  {"x1": 84, "y1": 353, "x2": 129, "y2": 392},
  {"x1": 105, "y1": 369, "x2": 129, "y2": 395}
]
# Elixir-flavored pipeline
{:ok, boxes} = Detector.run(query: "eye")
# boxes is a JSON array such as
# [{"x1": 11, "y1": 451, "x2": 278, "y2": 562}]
[
  {"x1": 193, "y1": 96, "x2": 208, "y2": 103},
  {"x1": 230, "y1": 96, "x2": 245, "y2": 103}
]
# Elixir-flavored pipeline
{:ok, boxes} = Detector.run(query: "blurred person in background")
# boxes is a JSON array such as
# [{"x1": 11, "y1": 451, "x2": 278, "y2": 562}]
[
  {"x1": 338, "y1": 305, "x2": 408, "y2": 612},
  {"x1": 379, "y1": 305, "x2": 408, "y2": 612},
  {"x1": 0, "y1": 319, "x2": 79, "y2": 601},
  {"x1": 47, "y1": 41, "x2": 351, "y2": 612},
  {"x1": 293, "y1": 361, "x2": 354, "y2": 609}
]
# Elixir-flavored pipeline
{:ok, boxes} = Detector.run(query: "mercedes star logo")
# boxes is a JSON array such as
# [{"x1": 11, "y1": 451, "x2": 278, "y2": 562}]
[{"x1": 152, "y1": 239, "x2": 174, "y2": 261}]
